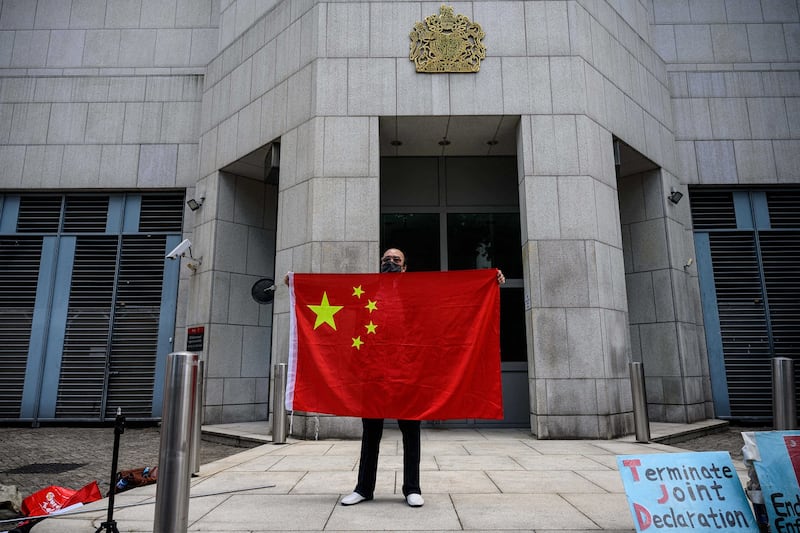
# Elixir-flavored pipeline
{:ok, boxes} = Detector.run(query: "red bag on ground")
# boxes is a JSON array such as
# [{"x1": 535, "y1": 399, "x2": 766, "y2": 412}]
[
  {"x1": 21, "y1": 481, "x2": 102, "y2": 517},
  {"x1": 112, "y1": 466, "x2": 158, "y2": 494}
]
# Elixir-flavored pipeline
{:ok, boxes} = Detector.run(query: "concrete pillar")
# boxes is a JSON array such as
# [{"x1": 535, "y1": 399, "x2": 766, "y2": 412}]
[
  {"x1": 186, "y1": 170, "x2": 277, "y2": 425},
  {"x1": 518, "y1": 115, "x2": 634, "y2": 439},
  {"x1": 271, "y1": 117, "x2": 381, "y2": 439},
  {"x1": 619, "y1": 168, "x2": 713, "y2": 424}
]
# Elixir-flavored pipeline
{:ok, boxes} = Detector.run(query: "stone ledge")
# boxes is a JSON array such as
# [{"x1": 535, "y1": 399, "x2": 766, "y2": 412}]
[{"x1": 650, "y1": 419, "x2": 730, "y2": 445}]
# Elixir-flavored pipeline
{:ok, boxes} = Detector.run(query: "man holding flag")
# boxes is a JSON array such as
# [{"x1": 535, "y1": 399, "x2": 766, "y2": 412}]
[{"x1": 286, "y1": 248, "x2": 506, "y2": 508}]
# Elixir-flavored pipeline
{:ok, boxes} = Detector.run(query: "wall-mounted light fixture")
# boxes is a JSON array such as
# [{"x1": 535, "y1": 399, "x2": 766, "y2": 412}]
[
  {"x1": 186, "y1": 197, "x2": 205, "y2": 211},
  {"x1": 667, "y1": 189, "x2": 683, "y2": 205}
]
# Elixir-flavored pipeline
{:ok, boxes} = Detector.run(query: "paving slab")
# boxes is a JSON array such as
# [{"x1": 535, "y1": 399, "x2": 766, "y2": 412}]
[
  {"x1": 435, "y1": 454, "x2": 524, "y2": 470},
  {"x1": 461, "y1": 440, "x2": 543, "y2": 455},
  {"x1": 190, "y1": 470, "x2": 301, "y2": 493},
  {"x1": 294, "y1": 470, "x2": 395, "y2": 494},
  {"x1": 375, "y1": 454, "x2": 440, "y2": 471},
  {"x1": 418, "y1": 470, "x2": 498, "y2": 493},
  {"x1": 326, "y1": 494, "x2": 461, "y2": 531},
  {"x1": 416, "y1": 440, "x2": 470, "y2": 455},
  {"x1": 512, "y1": 454, "x2": 613, "y2": 471},
  {"x1": 267, "y1": 454, "x2": 359, "y2": 471},
  {"x1": 487, "y1": 469, "x2": 609, "y2": 493},
  {"x1": 271, "y1": 442, "x2": 338, "y2": 456},
  {"x1": 562, "y1": 492, "x2": 634, "y2": 529},
  {"x1": 525, "y1": 440, "x2": 612, "y2": 455},
  {"x1": 195, "y1": 494, "x2": 336, "y2": 531},
  {"x1": 576, "y1": 469, "x2": 627, "y2": 492},
  {"x1": 221, "y1": 452, "x2": 284, "y2": 471},
  {"x1": 452, "y1": 493, "x2": 600, "y2": 530}
]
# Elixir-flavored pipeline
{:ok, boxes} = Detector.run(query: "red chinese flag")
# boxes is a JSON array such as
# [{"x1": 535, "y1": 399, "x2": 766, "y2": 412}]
[{"x1": 287, "y1": 269, "x2": 503, "y2": 420}]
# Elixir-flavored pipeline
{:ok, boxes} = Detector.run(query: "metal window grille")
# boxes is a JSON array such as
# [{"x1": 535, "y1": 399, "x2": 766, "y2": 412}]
[
  {"x1": 0, "y1": 237, "x2": 44, "y2": 417},
  {"x1": 692, "y1": 188, "x2": 800, "y2": 420},
  {"x1": 0, "y1": 192, "x2": 184, "y2": 421}
]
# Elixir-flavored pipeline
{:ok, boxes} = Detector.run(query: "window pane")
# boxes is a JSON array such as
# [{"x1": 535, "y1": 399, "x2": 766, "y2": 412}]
[
  {"x1": 500, "y1": 288, "x2": 526, "y2": 362},
  {"x1": 381, "y1": 213, "x2": 440, "y2": 272},
  {"x1": 17, "y1": 195, "x2": 62, "y2": 233},
  {"x1": 447, "y1": 213, "x2": 522, "y2": 278},
  {"x1": 64, "y1": 195, "x2": 109, "y2": 233},
  {"x1": 140, "y1": 192, "x2": 186, "y2": 233}
]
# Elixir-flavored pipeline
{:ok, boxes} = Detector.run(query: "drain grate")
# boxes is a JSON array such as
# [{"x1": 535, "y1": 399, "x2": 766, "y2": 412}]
[{"x1": 3, "y1": 462, "x2": 86, "y2": 474}]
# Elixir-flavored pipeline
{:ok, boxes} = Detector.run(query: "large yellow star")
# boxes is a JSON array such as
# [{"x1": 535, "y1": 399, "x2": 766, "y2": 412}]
[
  {"x1": 352, "y1": 336, "x2": 364, "y2": 350},
  {"x1": 307, "y1": 292, "x2": 343, "y2": 330},
  {"x1": 352, "y1": 285, "x2": 364, "y2": 298},
  {"x1": 365, "y1": 321, "x2": 377, "y2": 334}
]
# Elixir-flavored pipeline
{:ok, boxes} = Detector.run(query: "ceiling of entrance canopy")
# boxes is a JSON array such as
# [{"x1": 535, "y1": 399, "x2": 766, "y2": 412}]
[
  {"x1": 222, "y1": 116, "x2": 521, "y2": 181},
  {"x1": 380, "y1": 116, "x2": 519, "y2": 157},
  {"x1": 223, "y1": 115, "x2": 659, "y2": 182}
]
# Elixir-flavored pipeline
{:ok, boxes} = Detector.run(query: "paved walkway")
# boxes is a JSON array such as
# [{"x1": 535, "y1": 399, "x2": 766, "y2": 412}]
[{"x1": 16, "y1": 420, "x2": 737, "y2": 532}]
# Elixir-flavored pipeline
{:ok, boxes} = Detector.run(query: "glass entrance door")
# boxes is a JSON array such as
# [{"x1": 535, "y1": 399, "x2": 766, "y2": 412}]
[{"x1": 380, "y1": 156, "x2": 528, "y2": 427}]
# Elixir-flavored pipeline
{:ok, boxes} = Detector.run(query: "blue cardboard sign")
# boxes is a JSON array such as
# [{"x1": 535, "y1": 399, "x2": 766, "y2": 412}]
[
  {"x1": 751, "y1": 431, "x2": 800, "y2": 533},
  {"x1": 617, "y1": 452, "x2": 758, "y2": 532}
]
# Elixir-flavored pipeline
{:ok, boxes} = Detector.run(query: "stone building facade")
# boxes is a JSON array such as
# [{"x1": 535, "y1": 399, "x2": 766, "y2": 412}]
[{"x1": 0, "y1": 1, "x2": 797, "y2": 439}]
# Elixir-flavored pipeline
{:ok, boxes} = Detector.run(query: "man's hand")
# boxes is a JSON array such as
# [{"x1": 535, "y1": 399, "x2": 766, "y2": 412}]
[{"x1": 496, "y1": 270, "x2": 506, "y2": 285}]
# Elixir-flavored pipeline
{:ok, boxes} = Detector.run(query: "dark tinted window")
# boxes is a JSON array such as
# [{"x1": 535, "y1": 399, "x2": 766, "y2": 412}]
[
  {"x1": 380, "y1": 213, "x2": 440, "y2": 272},
  {"x1": 447, "y1": 213, "x2": 522, "y2": 278}
]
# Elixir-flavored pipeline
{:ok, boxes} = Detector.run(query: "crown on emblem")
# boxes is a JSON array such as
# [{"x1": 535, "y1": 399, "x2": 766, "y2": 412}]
[
  {"x1": 437, "y1": 5, "x2": 457, "y2": 31},
  {"x1": 409, "y1": 5, "x2": 486, "y2": 73}
]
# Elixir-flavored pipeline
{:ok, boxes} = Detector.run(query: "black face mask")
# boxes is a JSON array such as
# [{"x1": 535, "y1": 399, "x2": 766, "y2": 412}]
[{"x1": 380, "y1": 261, "x2": 402, "y2": 273}]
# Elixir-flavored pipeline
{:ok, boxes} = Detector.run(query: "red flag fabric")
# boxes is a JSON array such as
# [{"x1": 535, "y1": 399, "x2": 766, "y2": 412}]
[
  {"x1": 21, "y1": 481, "x2": 102, "y2": 516},
  {"x1": 287, "y1": 269, "x2": 503, "y2": 420}
]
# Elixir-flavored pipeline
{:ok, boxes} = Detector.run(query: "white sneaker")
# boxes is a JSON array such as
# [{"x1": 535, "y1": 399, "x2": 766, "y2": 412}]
[
  {"x1": 406, "y1": 493, "x2": 424, "y2": 507},
  {"x1": 341, "y1": 492, "x2": 366, "y2": 506}
]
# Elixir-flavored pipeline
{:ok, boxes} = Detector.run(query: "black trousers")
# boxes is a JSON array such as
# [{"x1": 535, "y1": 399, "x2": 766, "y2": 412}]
[{"x1": 354, "y1": 418, "x2": 421, "y2": 498}]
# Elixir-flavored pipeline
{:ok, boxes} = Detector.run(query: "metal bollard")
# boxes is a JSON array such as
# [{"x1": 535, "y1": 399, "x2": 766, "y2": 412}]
[
  {"x1": 191, "y1": 360, "x2": 205, "y2": 476},
  {"x1": 629, "y1": 362, "x2": 651, "y2": 443},
  {"x1": 154, "y1": 352, "x2": 198, "y2": 533},
  {"x1": 272, "y1": 363, "x2": 288, "y2": 444},
  {"x1": 772, "y1": 357, "x2": 797, "y2": 430}
]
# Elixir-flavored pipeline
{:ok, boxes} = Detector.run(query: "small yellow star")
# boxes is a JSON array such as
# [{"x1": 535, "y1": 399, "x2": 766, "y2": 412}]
[
  {"x1": 365, "y1": 299, "x2": 378, "y2": 313},
  {"x1": 352, "y1": 336, "x2": 364, "y2": 350},
  {"x1": 365, "y1": 321, "x2": 377, "y2": 334},
  {"x1": 352, "y1": 285, "x2": 364, "y2": 298},
  {"x1": 307, "y1": 292, "x2": 343, "y2": 330}
]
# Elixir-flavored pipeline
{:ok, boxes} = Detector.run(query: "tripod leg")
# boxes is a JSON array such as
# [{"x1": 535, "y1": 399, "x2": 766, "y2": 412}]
[
  {"x1": 96, "y1": 409, "x2": 125, "y2": 533},
  {"x1": 95, "y1": 521, "x2": 120, "y2": 533}
]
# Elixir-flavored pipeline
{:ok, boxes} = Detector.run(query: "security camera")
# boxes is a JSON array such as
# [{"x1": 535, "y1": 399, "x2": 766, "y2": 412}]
[{"x1": 166, "y1": 239, "x2": 192, "y2": 260}]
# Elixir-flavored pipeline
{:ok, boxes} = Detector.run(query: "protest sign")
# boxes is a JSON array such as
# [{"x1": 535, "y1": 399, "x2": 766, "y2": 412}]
[
  {"x1": 617, "y1": 452, "x2": 758, "y2": 532},
  {"x1": 750, "y1": 431, "x2": 800, "y2": 533}
]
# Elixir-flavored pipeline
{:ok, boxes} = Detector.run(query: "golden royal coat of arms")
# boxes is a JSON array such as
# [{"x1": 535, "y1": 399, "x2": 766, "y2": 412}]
[{"x1": 409, "y1": 5, "x2": 486, "y2": 73}]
